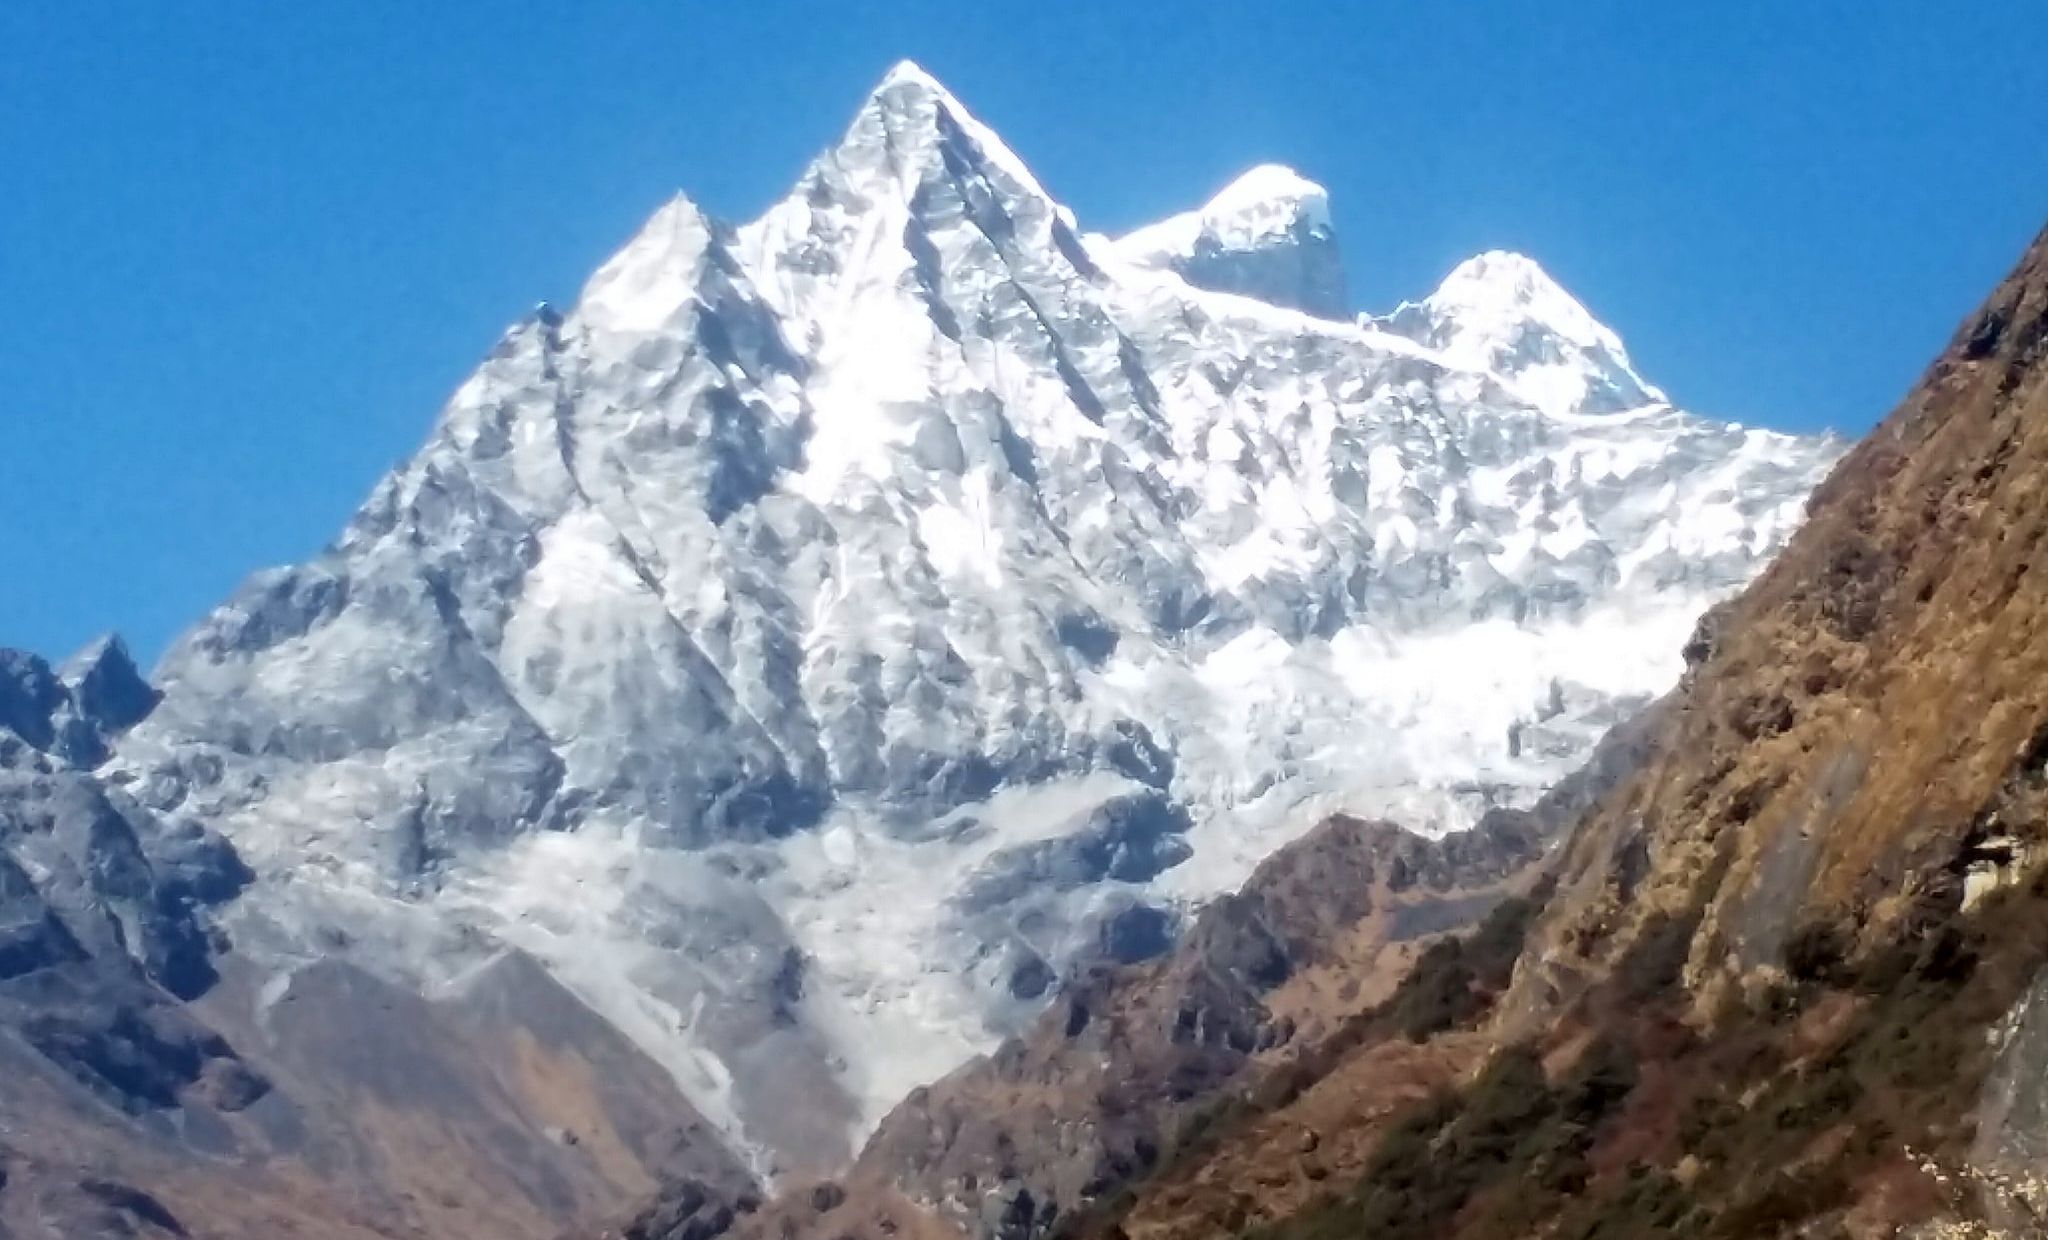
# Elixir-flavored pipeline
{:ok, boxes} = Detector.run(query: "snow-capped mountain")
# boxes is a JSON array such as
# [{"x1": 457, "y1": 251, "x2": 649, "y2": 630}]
[
  {"x1": 105, "y1": 61, "x2": 1841, "y2": 1175},
  {"x1": 1107, "y1": 163, "x2": 1347, "y2": 318}
]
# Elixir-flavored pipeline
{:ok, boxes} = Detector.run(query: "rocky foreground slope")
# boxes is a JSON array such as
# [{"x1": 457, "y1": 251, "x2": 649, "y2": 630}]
[{"x1": 682, "y1": 222, "x2": 2048, "y2": 1239}]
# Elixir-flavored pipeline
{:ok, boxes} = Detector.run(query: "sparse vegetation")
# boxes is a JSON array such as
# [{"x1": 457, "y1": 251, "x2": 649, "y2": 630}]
[
  {"x1": 1045, "y1": 895, "x2": 1544, "y2": 1240},
  {"x1": 1254, "y1": 1033, "x2": 1640, "y2": 1240},
  {"x1": 1258, "y1": 855, "x2": 2048, "y2": 1240}
]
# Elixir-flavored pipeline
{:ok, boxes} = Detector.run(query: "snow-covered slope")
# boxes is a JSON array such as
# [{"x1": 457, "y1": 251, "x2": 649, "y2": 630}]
[{"x1": 109, "y1": 61, "x2": 1841, "y2": 1175}]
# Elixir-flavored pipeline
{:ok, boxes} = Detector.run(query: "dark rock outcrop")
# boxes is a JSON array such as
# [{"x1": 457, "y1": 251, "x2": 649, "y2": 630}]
[
  {"x1": 593, "y1": 1176, "x2": 762, "y2": 1240},
  {"x1": 0, "y1": 640, "x2": 257, "y2": 1114},
  {"x1": 1, "y1": 638, "x2": 159, "y2": 769}
]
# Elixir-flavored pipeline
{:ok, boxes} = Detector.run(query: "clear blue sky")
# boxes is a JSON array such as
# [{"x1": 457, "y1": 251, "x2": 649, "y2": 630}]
[{"x1": 4, "y1": 3, "x2": 2045, "y2": 665}]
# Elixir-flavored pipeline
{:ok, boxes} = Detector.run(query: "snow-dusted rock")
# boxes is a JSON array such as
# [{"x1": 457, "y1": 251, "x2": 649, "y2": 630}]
[
  {"x1": 109, "y1": 61, "x2": 1841, "y2": 1174},
  {"x1": 1383, "y1": 249, "x2": 1663, "y2": 418},
  {"x1": 1109, "y1": 164, "x2": 1347, "y2": 318}
]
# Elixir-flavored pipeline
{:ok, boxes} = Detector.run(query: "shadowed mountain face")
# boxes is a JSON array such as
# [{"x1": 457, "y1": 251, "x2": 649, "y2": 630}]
[
  {"x1": 95, "y1": 61, "x2": 1834, "y2": 1182},
  {"x1": 0, "y1": 640, "x2": 251, "y2": 1099},
  {"x1": 0, "y1": 644, "x2": 755, "y2": 1240}
]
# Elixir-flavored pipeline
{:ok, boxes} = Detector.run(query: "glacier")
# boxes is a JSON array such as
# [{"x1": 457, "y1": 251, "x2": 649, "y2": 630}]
[{"x1": 101, "y1": 60, "x2": 1842, "y2": 1175}]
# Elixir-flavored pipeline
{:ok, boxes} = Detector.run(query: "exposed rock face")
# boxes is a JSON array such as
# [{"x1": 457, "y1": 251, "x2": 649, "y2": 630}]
[{"x1": 101, "y1": 61, "x2": 1837, "y2": 1175}]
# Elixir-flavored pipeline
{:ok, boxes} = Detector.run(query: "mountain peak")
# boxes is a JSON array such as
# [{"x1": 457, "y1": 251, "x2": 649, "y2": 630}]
[
  {"x1": 575, "y1": 191, "x2": 717, "y2": 338},
  {"x1": 861, "y1": 57, "x2": 970, "y2": 124},
  {"x1": 1116, "y1": 163, "x2": 1335, "y2": 259},
  {"x1": 873, "y1": 57, "x2": 949, "y2": 98},
  {"x1": 61, "y1": 631, "x2": 160, "y2": 741},
  {"x1": 1383, "y1": 249, "x2": 1664, "y2": 416},
  {"x1": 1201, "y1": 163, "x2": 1332, "y2": 232},
  {"x1": 1427, "y1": 250, "x2": 1612, "y2": 350},
  {"x1": 736, "y1": 61, "x2": 1068, "y2": 332},
  {"x1": 1447, "y1": 248, "x2": 1551, "y2": 280},
  {"x1": 804, "y1": 58, "x2": 1052, "y2": 210},
  {"x1": 1110, "y1": 163, "x2": 1347, "y2": 318},
  {"x1": 58, "y1": 631, "x2": 135, "y2": 680}
]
